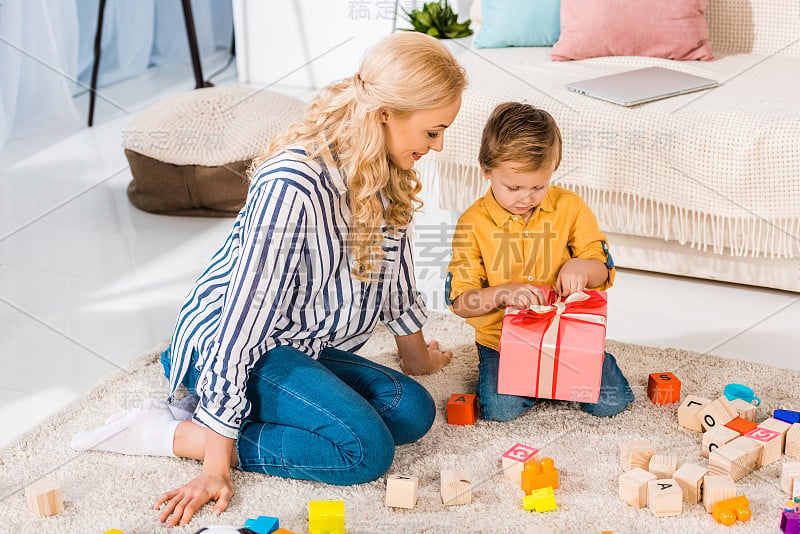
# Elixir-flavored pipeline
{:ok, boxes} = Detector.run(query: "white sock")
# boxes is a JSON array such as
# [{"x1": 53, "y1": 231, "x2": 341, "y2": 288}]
[
  {"x1": 71, "y1": 399, "x2": 179, "y2": 457},
  {"x1": 168, "y1": 394, "x2": 199, "y2": 421}
]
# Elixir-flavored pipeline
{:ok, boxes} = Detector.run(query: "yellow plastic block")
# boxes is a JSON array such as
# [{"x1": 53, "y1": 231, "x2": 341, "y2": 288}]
[
  {"x1": 711, "y1": 495, "x2": 751, "y2": 526},
  {"x1": 522, "y1": 486, "x2": 557, "y2": 512},
  {"x1": 308, "y1": 500, "x2": 345, "y2": 534}
]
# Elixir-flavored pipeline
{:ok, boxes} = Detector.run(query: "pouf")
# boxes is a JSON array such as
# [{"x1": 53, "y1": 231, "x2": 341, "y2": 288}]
[{"x1": 122, "y1": 87, "x2": 307, "y2": 216}]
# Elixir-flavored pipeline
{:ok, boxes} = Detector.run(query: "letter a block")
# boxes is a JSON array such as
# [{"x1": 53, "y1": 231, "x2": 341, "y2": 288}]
[
  {"x1": 678, "y1": 395, "x2": 711, "y2": 431},
  {"x1": 385, "y1": 475, "x2": 418, "y2": 509},
  {"x1": 647, "y1": 372, "x2": 681, "y2": 404},
  {"x1": 501, "y1": 443, "x2": 541, "y2": 484},
  {"x1": 25, "y1": 479, "x2": 63, "y2": 517},
  {"x1": 447, "y1": 393, "x2": 478, "y2": 425},
  {"x1": 648, "y1": 479, "x2": 683, "y2": 517},
  {"x1": 699, "y1": 396, "x2": 737, "y2": 431},
  {"x1": 308, "y1": 500, "x2": 344, "y2": 534}
]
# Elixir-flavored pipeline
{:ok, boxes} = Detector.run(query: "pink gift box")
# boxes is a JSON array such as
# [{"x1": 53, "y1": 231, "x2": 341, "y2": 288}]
[{"x1": 498, "y1": 286, "x2": 607, "y2": 403}]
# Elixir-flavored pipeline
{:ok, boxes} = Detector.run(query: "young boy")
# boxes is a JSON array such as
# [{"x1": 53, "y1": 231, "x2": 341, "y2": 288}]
[{"x1": 445, "y1": 102, "x2": 634, "y2": 422}]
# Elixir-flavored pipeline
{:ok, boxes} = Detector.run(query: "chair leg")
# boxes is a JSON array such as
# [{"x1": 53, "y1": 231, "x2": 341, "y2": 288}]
[
  {"x1": 88, "y1": 0, "x2": 107, "y2": 126},
  {"x1": 181, "y1": 0, "x2": 211, "y2": 89}
]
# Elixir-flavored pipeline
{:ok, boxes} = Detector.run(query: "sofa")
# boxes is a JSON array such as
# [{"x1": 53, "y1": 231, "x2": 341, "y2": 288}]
[{"x1": 425, "y1": 0, "x2": 800, "y2": 292}]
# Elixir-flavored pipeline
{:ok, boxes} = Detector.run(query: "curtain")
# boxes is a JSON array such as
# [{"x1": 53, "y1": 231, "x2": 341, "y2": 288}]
[{"x1": 0, "y1": 0, "x2": 233, "y2": 151}]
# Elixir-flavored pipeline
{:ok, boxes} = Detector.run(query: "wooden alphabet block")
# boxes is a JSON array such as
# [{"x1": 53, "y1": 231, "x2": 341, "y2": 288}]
[
  {"x1": 699, "y1": 396, "x2": 737, "y2": 431},
  {"x1": 521, "y1": 457, "x2": 559, "y2": 495},
  {"x1": 619, "y1": 468, "x2": 657, "y2": 509},
  {"x1": 781, "y1": 462, "x2": 800, "y2": 495},
  {"x1": 725, "y1": 417, "x2": 758, "y2": 436},
  {"x1": 440, "y1": 469, "x2": 471, "y2": 506},
  {"x1": 703, "y1": 475, "x2": 736, "y2": 513},
  {"x1": 744, "y1": 426, "x2": 783, "y2": 466},
  {"x1": 729, "y1": 398, "x2": 757, "y2": 422},
  {"x1": 385, "y1": 475, "x2": 418, "y2": 509},
  {"x1": 619, "y1": 441, "x2": 656, "y2": 471},
  {"x1": 647, "y1": 479, "x2": 683, "y2": 517},
  {"x1": 678, "y1": 395, "x2": 711, "y2": 431},
  {"x1": 729, "y1": 436, "x2": 764, "y2": 471},
  {"x1": 648, "y1": 455, "x2": 678, "y2": 479},
  {"x1": 308, "y1": 500, "x2": 344, "y2": 534},
  {"x1": 673, "y1": 463, "x2": 707, "y2": 504},
  {"x1": 785, "y1": 424, "x2": 800, "y2": 458},
  {"x1": 709, "y1": 437, "x2": 762, "y2": 480},
  {"x1": 775, "y1": 410, "x2": 800, "y2": 425},
  {"x1": 501, "y1": 443, "x2": 541, "y2": 484},
  {"x1": 24, "y1": 479, "x2": 63, "y2": 517},
  {"x1": 703, "y1": 426, "x2": 740, "y2": 458},
  {"x1": 447, "y1": 393, "x2": 478, "y2": 425},
  {"x1": 759, "y1": 417, "x2": 793, "y2": 453},
  {"x1": 647, "y1": 372, "x2": 681, "y2": 404},
  {"x1": 522, "y1": 486, "x2": 557, "y2": 513}
]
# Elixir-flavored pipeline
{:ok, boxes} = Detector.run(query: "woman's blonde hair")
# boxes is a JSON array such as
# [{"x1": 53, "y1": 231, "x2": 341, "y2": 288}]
[{"x1": 250, "y1": 32, "x2": 466, "y2": 281}]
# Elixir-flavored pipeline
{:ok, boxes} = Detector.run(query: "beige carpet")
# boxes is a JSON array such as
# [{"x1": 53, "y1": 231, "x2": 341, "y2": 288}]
[{"x1": 1, "y1": 312, "x2": 797, "y2": 534}]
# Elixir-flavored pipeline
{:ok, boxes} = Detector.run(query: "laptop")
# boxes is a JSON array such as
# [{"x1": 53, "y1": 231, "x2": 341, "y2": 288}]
[{"x1": 566, "y1": 66, "x2": 718, "y2": 106}]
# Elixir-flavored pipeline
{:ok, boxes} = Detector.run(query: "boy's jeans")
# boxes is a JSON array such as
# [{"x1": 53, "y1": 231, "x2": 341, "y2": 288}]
[
  {"x1": 162, "y1": 344, "x2": 435, "y2": 485},
  {"x1": 477, "y1": 344, "x2": 635, "y2": 422}
]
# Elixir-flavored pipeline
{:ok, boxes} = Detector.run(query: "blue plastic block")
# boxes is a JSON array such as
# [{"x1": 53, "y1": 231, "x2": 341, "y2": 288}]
[
  {"x1": 244, "y1": 515, "x2": 279, "y2": 534},
  {"x1": 775, "y1": 410, "x2": 800, "y2": 425}
]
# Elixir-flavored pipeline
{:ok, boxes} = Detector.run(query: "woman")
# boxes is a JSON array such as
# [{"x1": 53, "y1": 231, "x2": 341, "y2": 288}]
[{"x1": 71, "y1": 32, "x2": 466, "y2": 527}]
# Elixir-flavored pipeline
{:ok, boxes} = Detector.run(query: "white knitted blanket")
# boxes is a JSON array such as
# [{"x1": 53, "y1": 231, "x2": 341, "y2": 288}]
[{"x1": 429, "y1": 0, "x2": 800, "y2": 258}]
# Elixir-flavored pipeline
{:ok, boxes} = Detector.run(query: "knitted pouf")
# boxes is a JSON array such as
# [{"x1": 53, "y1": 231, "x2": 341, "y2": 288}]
[{"x1": 122, "y1": 87, "x2": 307, "y2": 216}]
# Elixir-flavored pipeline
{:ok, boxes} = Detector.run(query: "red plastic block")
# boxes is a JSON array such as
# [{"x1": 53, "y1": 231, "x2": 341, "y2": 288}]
[
  {"x1": 725, "y1": 417, "x2": 758, "y2": 436},
  {"x1": 647, "y1": 372, "x2": 681, "y2": 404},
  {"x1": 521, "y1": 457, "x2": 559, "y2": 495},
  {"x1": 447, "y1": 394, "x2": 478, "y2": 425}
]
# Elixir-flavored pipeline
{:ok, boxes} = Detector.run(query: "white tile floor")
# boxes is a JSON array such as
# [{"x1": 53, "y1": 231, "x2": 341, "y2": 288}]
[{"x1": 1, "y1": 55, "x2": 798, "y2": 448}]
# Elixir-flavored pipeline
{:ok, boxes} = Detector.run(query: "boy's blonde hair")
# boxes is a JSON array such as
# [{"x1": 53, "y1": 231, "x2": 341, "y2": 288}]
[
  {"x1": 478, "y1": 102, "x2": 562, "y2": 172},
  {"x1": 251, "y1": 32, "x2": 466, "y2": 281}
]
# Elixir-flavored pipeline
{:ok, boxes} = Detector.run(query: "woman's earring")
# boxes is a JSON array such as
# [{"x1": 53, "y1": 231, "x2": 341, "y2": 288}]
[{"x1": 380, "y1": 109, "x2": 389, "y2": 123}]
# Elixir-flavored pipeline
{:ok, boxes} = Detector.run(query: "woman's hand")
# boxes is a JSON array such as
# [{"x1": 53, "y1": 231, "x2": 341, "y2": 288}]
[
  {"x1": 395, "y1": 331, "x2": 453, "y2": 375},
  {"x1": 419, "y1": 340, "x2": 453, "y2": 374},
  {"x1": 154, "y1": 472, "x2": 234, "y2": 528}
]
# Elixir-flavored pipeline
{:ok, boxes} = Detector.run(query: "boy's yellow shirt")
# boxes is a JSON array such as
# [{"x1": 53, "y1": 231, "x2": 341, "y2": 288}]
[{"x1": 446, "y1": 185, "x2": 615, "y2": 351}]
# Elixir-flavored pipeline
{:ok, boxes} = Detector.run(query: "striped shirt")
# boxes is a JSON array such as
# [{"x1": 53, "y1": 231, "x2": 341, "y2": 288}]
[{"x1": 167, "y1": 148, "x2": 429, "y2": 438}]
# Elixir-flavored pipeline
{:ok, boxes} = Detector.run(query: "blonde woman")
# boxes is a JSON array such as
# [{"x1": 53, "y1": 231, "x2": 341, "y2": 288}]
[{"x1": 71, "y1": 32, "x2": 466, "y2": 527}]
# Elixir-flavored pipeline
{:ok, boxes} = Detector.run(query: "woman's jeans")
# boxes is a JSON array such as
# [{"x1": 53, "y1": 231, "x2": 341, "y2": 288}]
[
  {"x1": 161, "y1": 345, "x2": 436, "y2": 485},
  {"x1": 476, "y1": 344, "x2": 635, "y2": 422}
]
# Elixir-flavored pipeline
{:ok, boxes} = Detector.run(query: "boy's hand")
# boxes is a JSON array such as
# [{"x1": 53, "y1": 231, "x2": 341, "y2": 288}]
[
  {"x1": 503, "y1": 284, "x2": 545, "y2": 310},
  {"x1": 556, "y1": 259, "x2": 591, "y2": 297}
]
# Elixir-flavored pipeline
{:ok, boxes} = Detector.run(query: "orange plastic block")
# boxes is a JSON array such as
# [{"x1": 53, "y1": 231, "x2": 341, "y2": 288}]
[
  {"x1": 725, "y1": 417, "x2": 758, "y2": 436},
  {"x1": 521, "y1": 457, "x2": 559, "y2": 495},
  {"x1": 711, "y1": 495, "x2": 751, "y2": 526},
  {"x1": 447, "y1": 394, "x2": 478, "y2": 425},
  {"x1": 647, "y1": 372, "x2": 681, "y2": 404}
]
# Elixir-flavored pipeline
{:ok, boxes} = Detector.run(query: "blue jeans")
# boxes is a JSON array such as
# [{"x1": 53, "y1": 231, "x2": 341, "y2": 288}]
[
  {"x1": 477, "y1": 344, "x2": 634, "y2": 422},
  {"x1": 161, "y1": 345, "x2": 436, "y2": 485}
]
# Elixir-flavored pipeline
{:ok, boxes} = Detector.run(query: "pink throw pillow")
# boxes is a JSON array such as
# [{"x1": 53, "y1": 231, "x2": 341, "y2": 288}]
[{"x1": 552, "y1": 0, "x2": 713, "y2": 61}]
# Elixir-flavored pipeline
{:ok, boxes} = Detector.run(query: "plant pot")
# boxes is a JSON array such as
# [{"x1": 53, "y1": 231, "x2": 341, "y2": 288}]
[{"x1": 441, "y1": 35, "x2": 474, "y2": 57}]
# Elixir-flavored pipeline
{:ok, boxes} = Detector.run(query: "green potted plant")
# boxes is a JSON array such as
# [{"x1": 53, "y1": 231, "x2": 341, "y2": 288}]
[{"x1": 401, "y1": 0, "x2": 473, "y2": 53}]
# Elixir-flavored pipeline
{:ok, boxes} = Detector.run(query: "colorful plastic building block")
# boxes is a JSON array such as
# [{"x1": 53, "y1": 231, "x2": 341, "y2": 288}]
[
  {"x1": 781, "y1": 510, "x2": 800, "y2": 534},
  {"x1": 24, "y1": 479, "x2": 64, "y2": 518},
  {"x1": 522, "y1": 486, "x2": 557, "y2": 512},
  {"x1": 385, "y1": 474, "x2": 418, "y2": 509},
  {"x1": 446, "y1": 393, "x2": 478, "y2": 425},
  {"x1": 678, "y1": 395, "x2": 711, "y2": 431},
  {"x1": 647, "y1": 372, "x2": 681, "y2": 404},
  {"x1": 647, "y1": 479, "x2": 682, "y2": 517},
  {"x1": 105, "y1": 531, "x2": 124, "y2": 534},
  {"x1": 308, "y1": 500, "x2": 344, "y2": 534},
  {"x1": 712, "y1": 495, "x2": 751, "y2": 526},
  {"x1": 440, "y1": 469, "x2": 471, "y2": 505},
  {"x1": 776, "y1": 410, "x2": 800, "y2": 425},
  {"x1": 244, "y1": 515, "x2": 279, "y2": 534},
  {"x1": 725, "y1": 417, "x2": 758, "y2": 436},
  {"x1": 501, "y1": 443, "x2": 540, "y2": 484},
  {"x1": 272, "y1": 530, "x2": 296, "y2": 534},
  {"x1": 521, "y1": 457, "x2": 559, "y2": 495}
]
